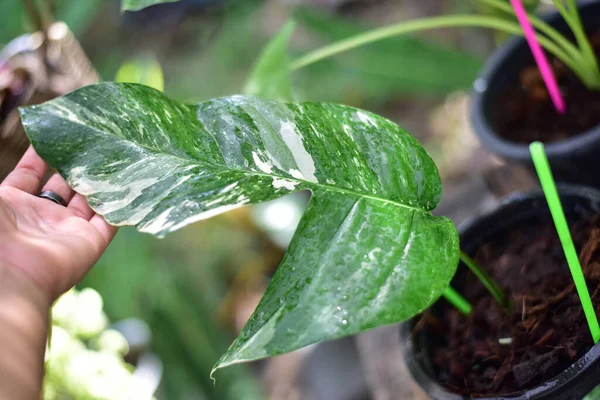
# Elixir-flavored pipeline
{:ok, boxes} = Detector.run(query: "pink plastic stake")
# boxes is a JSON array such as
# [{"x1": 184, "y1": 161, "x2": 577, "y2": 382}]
[{"x1": 510, "y1": 0, "x2": 566, "y2": 114}]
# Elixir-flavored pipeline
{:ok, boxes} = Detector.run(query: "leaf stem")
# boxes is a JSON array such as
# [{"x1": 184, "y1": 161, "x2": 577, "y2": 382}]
[
  {"x1": 460, "y1": 251, "x2": 512, "y2": 314},
  {"x1": 443, "y1": 286, "x2": 472, "y2": 315},
  {"x1": 290, "y1": 14, "x2": 591, "y2": 87},
  {"x1": 559, "y1": 0, "x2": 600, "y2": 86}
]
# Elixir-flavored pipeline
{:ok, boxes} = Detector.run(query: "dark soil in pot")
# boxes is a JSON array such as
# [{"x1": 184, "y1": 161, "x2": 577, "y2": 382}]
[
  {"x1": 407, "y1": 186, "x2": 600, "y2": 399},
  {"x1": 420, "y1": 213, "x2": 600, "y2": 396},
  {"x1": 493, "y1": 32, "x2": 600, "y2": 144},
  {"x1": 470, "y1": 0, "x2": 600, "y2": 188}
]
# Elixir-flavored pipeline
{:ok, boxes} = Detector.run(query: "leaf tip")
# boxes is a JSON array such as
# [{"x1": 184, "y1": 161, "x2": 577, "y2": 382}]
[
  {"x1": 210, "y1": 348, "x2": 251, "y2": 378},
  {"x1": 209, "y1": 355, "x2": 234, "y2": 382},
  {"x1": 209, "y1": 366, "x2": 218, "y2": 385}
]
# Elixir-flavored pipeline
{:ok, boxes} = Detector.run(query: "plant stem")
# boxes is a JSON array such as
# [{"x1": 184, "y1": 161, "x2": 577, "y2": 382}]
[
  {"x1": 460, "y1": 251, "x2": 512, "y2": 314},
  {"x1": 479, "y1": 0, "x2": 582, "y2": 62},
  {"x1": 552, "y1": 0, "x2": 575, "y2": 26},
  {"x1": 486, "y1": 0, "x2": 599, "y2": 88},
  {"x1": 443, "y1": 286, "x2": 472, "y2": 316},
  {"x1": 290, "y1": 14, "x2": 593, "y2": 88},
  {"x1": 562, "y1": 0, "x2": 600, "y2": 84},
  {"x1": 552, "y1": 0, "x2": 599, "y2": 82}
]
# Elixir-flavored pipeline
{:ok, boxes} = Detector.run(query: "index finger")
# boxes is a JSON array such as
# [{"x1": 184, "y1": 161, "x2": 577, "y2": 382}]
[{"x1": 1, "y1": 146, "x2": 48, "y2": 194}]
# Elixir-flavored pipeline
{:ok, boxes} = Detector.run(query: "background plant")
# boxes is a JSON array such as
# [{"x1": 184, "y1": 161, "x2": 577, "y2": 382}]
[
  {"x1": 44, "y1": 288, "x2": 142, "y2": 400},
  {"x1": 246, "y1": 0, "x2": 600, "y2": 102}
]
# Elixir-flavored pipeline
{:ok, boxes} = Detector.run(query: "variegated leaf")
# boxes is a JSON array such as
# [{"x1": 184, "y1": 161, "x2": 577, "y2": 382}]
[{"x1": 20, "y1": 83, "x2": 459, "y2": 373}]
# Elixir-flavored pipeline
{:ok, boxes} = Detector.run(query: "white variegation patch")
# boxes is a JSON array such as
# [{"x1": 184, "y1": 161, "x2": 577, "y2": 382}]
[
  {"x1": 272, "y1": 177, "x2": 299, "y2": 190},
  {"x1": 221, "y1": 182, "x2": 239, "y2": 192},
  {"x1": 355, "y1": 111, "x2": 378, "y2": 127},
  {"x1": 252, "y1": 151, "x2": 274, "y2": 174},
  {"x1": 279, "y1": 120, "x2": 317, "y2": 182}
]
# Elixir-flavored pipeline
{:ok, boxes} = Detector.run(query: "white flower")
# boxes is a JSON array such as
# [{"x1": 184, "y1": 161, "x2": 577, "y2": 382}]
[
  {"x1": 52, "y1": 288, "x2": 108, "y2": 339},
  {"x1": 44, "y1": 288, "x2": 149, "y2": 400},
  {"x1": 92, "y1": 329, "x2": 130, "y2": 356},
  {"x1": 64, "y1": 351, "x2": 134, "y2": 399}
]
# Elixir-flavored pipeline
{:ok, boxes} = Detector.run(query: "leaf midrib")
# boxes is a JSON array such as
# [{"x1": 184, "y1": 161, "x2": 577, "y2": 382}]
[{"x1": 41, "y1": 100, "x2": 427, "y2": 214}]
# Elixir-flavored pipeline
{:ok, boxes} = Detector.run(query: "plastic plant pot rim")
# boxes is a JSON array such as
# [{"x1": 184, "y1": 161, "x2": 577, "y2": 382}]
[
  {"x1": 470, "y1": 0, "x2": 600, "y2": 163},
  {"x1": 402, "y1": 184, "x2": 600, "y2": 400}
]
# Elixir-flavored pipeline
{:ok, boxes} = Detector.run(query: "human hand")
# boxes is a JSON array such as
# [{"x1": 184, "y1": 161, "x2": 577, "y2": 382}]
[{"x1": 0, "y1": 146, "x2": 117, "y2": 302}]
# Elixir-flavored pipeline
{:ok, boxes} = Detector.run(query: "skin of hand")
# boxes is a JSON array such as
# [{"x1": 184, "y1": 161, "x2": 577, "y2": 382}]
[{"x1": 0, "y1": 146, "x2": 117, "y2": 399}]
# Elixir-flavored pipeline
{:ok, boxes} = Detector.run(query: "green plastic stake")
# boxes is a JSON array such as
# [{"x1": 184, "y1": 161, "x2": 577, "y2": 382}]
[
  {"x1": 530, "y1": 141, "x2": 600, "y2": 343},
  {"x1": 442, "y1": 286, "x2": 472, "y2": 315}
]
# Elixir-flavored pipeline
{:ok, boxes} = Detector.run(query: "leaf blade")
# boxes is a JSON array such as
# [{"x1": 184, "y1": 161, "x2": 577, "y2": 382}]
[
  {"x1": 20, "y1": 83, "x2": 459, "y2": 371},
  {"x1": 214, "y1": 190, "x2": 458, "y2": 370}
]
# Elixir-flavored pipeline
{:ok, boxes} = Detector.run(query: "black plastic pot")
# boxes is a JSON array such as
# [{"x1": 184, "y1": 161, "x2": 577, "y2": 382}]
[
  {"x1": 402, "y1": 185, "x2": 600, "y2": 400},
  {"x1": 471, "y1": 0, "x2": 600, "y2": 188}
]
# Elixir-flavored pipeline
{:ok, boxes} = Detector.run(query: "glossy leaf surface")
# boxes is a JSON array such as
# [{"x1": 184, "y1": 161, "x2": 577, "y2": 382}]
[
  {"x1": 20, "y1": 83, "x2": 459, "y2": 371},
  {"x1": 244, "y1": 21, "x2": 296, "y2": 102}
]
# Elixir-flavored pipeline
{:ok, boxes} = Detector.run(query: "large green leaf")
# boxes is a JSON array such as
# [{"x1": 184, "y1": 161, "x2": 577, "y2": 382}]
[
  {"x1": 121, "y1": 0, "x2": 180, "y2": 12},
  {"x1": 20, "y1": 82, "x2": 459, "y2": 372},
  {"x1": 244, "y1": 21, "x2": 296, "y2": 102}
]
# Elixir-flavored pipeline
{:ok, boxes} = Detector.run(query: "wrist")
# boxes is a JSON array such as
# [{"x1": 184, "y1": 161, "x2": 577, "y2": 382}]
[
  {"x1": 0, "y1": 260, "x2": 49, "y2": 399},
  {"x1": 0, "y1": 260, "x2": 51, "y2": 311}
]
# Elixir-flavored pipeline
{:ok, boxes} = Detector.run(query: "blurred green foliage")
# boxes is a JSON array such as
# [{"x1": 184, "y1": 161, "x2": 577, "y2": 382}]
[
  {"x1": 122, "y1": 0, "x2": 181, "y2": 12},
  {"x1": 164, "y1": 2, "x2": 483, "y2": 105},
  {"x1": 292, "y1": 9, "x2": 483, "y2": 102},
  {"x1": 116, "y1": 56, "x2": 165, "y2": 92},
  {"x1": 244, "y1": 21, "x2": 296, "y2": 102},
  {"x1": 475, "y1": 0, "x2": 540, "y2": 16},
  {"x1": 0, "y1": 0, "x2": 103, "y2": 45},
  {"x1": 162, "y1": 2, "x2": 265, "y2": 102},
  {"x1": 81, "y1": 226, "x2": 266, "y2": 400},
  {"x1": 474, "y1": 0, "x2": 540, "y2": 42}
]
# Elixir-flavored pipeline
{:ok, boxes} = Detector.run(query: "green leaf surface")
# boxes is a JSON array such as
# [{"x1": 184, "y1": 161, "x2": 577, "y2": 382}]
[
  {"x1": 20, "y1": 82, "x2": 459, "y2": 371},
  {"x1": 121, "y1": 0, "x2": 180, "y2": 12},
  {"x1": 244, "y1": 21, "x2": 296, "y2": 102}
]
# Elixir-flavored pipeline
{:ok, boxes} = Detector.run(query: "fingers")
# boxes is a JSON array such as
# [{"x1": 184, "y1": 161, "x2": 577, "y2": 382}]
[
  {"x1": 1, "y1": 146, "x2": 48, "y2": 194},
  {"x1": 67, "y1": 194, "x2": 95, "y2": 220},
  {"x1": 70, "y1": 193, "x2": 118, "y2": 246},
  {"x1": 90, "y1": 215, "x2": 118, "y2": 247},
  {"x1": 40, "y1": 173, "x2": 75, "y2": 204}
]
